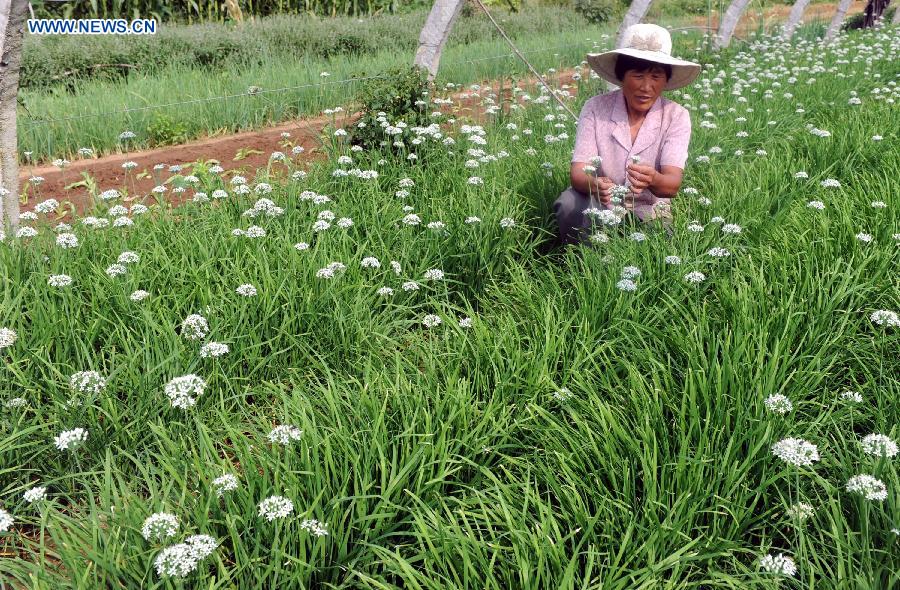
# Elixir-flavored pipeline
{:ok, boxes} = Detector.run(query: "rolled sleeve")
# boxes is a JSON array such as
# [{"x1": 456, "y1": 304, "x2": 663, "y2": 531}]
[
  {"x1": 571, "y1": 98, "x2": 598, "y2": 164},
  {"x1": 659, "y1": 106, "x2": 692, "y2": 169}
]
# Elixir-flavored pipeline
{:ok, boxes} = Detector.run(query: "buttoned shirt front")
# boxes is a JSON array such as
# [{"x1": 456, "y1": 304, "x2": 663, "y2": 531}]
[{"x1": 571, "y1": 89, "x2": 692, "y2": 221}]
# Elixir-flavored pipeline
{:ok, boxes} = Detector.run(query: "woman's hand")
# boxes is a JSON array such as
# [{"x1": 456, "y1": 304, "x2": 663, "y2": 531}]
[
  {"x1": 592, "y1": 176, "x2": 615, "y2": 205},
  {"x1": 626, "y1": 163, "x2": 658, "y2": 194}
]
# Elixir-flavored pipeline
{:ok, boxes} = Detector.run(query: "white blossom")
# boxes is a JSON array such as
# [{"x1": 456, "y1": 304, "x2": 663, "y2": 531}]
[
  {"x1": 771, "y1": 437, "x2": 820, "y2": 467},
  {"x1": 54, "y1": 428, "x2": 88, "y2": 451},
  {"x1": 142, "y1": 512, "x2": 180, "y2": 542},
  {"x1": 758, "y1": 553, "x2": 797, "y2": 577},
  {"x1": 860, "y1": 434, "x2": 898, "y2": 458},
  {"x1": 212, "y1": 474, "x2": 239, "y2": 497},
  {"x1": 846, "y1": 474, "x2": 888, "y2": 501},
  {"x1": 258, "y1": 495, "x2": 294, "y2": 521},
  {"x1": 154, "y1": 535, "x2": 218, "y2": 578},
  {"x1": 23, "y1": 486, "x2": 47, "y2": 504},
  {"x1": 164, "y1": 375, "x2": 207, "y2": 409},
  {"x1": 267, "y1": 425, "x2": 303, "y2": 445}
]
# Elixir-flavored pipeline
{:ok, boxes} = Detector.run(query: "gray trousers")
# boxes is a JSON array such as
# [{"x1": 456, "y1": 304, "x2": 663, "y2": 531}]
[{"x1": 553, "y1": 186, "x2": 672, "y2": 245}]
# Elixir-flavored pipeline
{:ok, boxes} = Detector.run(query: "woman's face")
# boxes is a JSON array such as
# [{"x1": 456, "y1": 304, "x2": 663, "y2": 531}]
[{"x1": 621, "y1": 66, "x2": 668, "y2": 114}]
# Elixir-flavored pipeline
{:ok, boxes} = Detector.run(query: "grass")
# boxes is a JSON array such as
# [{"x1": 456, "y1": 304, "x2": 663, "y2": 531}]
[{"x1": 0, "y1": 23, "x2": 898, "y2": 590}]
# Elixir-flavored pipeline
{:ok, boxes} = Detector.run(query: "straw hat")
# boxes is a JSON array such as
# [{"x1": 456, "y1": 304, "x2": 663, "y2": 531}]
[{"x1": 586, "y1": 24, "x2": 701, "y2": 91}]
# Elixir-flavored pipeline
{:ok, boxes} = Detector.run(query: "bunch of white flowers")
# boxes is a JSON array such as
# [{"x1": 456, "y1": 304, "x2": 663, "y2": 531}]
[
  {"x1": 164, "y1": 375, "x2": 207, "y2": 409},
  {"x1": 54, "y1": 428, "x2": 88, "y2": 451},
  {"x1": 758, "y1": 553, "x2": 797, "y2": 577},
  {"x1": 199, "y1": 342, "x2": 229, "y2": 358},
  {"x1": 870, "y1": 310, "x2": 899, "y2": 328},
  {"x1": 764, "y1": 394, "x2": 793, "y2": 414},
  {"x1": 154, "y1": 535, "x2": 218, "y2": 578},
  {"x1": 70, "y1": 371, "x2": 106, "y2": 394},
  {"x1": 258, "y1": 495, "x2": 294, "y2": 521},
  {"x1": 846, "y1": 474, "x2": 887, "y2": 501},
  {"x1": 771, "y1": 438, "x2": 820, "y2": 467},
  {"x1": 860, "y1": 434, "x2": 898, "y2": 458},
  {"x1": 142, "y1": 512, "x2": 180, "y2": 542},
  {"x1": 180, "y1": 314, "x2": 209, "y2": 340},
  {"x1": 212, "y1": 474, "x2": 239, "y2": 497},
  {"x1": 267, "y1": 425, "x2": 302, "y2": 445},
  {"x1": 300, "y1": 519, "x2": 329, "y2": 537}
]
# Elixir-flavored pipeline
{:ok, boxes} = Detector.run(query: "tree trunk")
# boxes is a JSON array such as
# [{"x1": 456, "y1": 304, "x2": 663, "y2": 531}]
[
  {"x1": 714, "y1": 0, "x2": 752, "y2": 49},
  {"x1": 824, "y1": 0, "x2": 853, "y2": 41},
  {"x1": 894, "y1": 0, "x2": 900, "y2": 24},
  {"x1": 862, "y1": 0, "x2": 888, "y2": 27},
  {"x1": 616, "y1": 0, "x2": 654, "y2": 49},
  {"x1": 782, "y1": 0, "x2": 812, "y2": 40},
  {"x1": 413, "y1": 0, "x2": 466, "y2": 82},
  {"x1": 609, "y1": 0, "x2": 654, "y2": 90},
  {"x1": 0, "y1": 0, "x2": 27, "y2": 232}
]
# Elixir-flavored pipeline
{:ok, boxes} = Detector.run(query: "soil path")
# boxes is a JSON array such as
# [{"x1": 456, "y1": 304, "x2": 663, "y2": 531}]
[
  {"x1": 17, "y1": 70, "x2": 579, "y2": 218},
  {"x1": 16, "y1": 2, "x2": 865, "y2": 218}
]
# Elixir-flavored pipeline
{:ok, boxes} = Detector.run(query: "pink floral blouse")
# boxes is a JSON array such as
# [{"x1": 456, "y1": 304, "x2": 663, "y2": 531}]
[{"x1": 571, "y1": 89, "x2": 692, "y2": 221}]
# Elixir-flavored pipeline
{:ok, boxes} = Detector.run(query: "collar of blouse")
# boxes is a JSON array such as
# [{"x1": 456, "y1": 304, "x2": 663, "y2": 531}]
[{"x1": 608, "y1": 90, "x2": 663, "y2": 158}]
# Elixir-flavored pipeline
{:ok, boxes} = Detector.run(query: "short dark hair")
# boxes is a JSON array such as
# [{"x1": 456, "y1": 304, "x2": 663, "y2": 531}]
[{"x1": 614, "y1": 55, "x2": 672, "y2": 82}]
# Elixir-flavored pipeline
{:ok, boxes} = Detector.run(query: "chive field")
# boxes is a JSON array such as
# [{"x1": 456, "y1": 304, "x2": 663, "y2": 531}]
[{"x1": 1, "y1": 24, "x2": 899, "y2": 589}]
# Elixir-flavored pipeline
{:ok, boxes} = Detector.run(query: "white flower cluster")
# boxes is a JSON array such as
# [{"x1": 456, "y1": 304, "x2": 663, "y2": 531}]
[
  {"x1": 771, "y1": 437, "x2": 820, "y2": 467},
  {"x1": 0, "y1": 509, "x2": 12, "y2": 532},
  {"x1": 212, "y1": 474, "x2": 239, "y2": 497},
  {"x1": 758, "y1": 553, "x2": 797, "y2": 577},
  {"x1": 870, "y1": 310, "x2": 899, "y2": 328},
  {"x1": 154, "y1": 534, "x2": 218, "y2": 578},
  {"x1": 764, "y1": 394, "x2": 793, "y2": 414},
  {"x1": 684, "y1": 271, "x2": 706, "y2": 284},
  {"x1": 199, "y1": 342, "x2": 229, "y2": 358},
  {"x1": 845, "y1": 474, "x2": 887, "y2": 501},
  {"x1": 267, "y1": 425, "x2": 302, "y2": 445},
  {"x1": 49, "y1": 274, "x2": 73, "y2": 287},
  {"x1": 23, "y1": 486, "x2": 47, "y2": 504},
  {"x1": 236, "y1": 284, "x2": 257, "y2": 297},
  {"x1": 70, "y1": 370, "x2": 106, "y2": 394},
  {"x1": 258, "y1": 495, "x2": 294, "y2": 521},
  {"x1": 0, "y1": 328, "x2": 18, "y2": 349},
  {"x1": 300, "y1": 519, "x2": 329, "y2": 537},
  {"x1": 181, "y1": 314, "x2": 209, "y2": 340},
  {"x1": 54, "y1": 428, "x2": 88, "y2": 451},
  {"x1": 243, "y1": 198, "x2": 284, "y2": 218},
  {"x1": 860, "y1": 434, "x2": 898, "y2": 458},
  {"x1": 164, "y1": 375, "x2": 207, "y2": 409},
  {"x1": 142, "y1": 512, "x2": 180, "y2": 542}
]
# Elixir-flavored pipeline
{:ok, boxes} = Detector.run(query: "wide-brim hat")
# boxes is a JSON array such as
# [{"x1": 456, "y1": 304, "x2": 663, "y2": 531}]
[{"x1": 586, "y1": 24, "x2": 701, "y2": 91}]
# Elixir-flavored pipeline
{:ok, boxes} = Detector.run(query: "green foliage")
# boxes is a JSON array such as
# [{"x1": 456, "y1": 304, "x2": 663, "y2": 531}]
[
  {"x1": 350, "y1": 65, "x2": 431, "y2": 153},
  {"x1": 147, "y1": 113, "x2": 189, "y2": 146},
  {"x1": 20, "y1": 7, "x2": 587, "y2": 91},
  {"x1": 2, "y1": 26, "x2": 900, "y2": 589},
  {"x1": 571, "y1": 0, "x2": 619, "y2": 25}
]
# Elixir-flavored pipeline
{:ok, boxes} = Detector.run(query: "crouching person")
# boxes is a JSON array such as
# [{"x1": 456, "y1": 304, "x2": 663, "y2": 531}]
[{"x1": 554, "y1": 23, "x2": 699, "y2": 245}]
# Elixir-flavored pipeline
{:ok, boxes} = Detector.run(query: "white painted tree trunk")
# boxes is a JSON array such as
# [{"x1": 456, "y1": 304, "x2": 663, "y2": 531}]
[
  {"x1": 608, "y1": 0, "x2": 654, "y2": 89},
  {"x1": 714, "y1": 0, "x2": 753, "y2": 49},
  {"x1": 893, "y1": 0, "x2": 900, "y2": 24},
  {"x1": 0, "y1": 0, "x2": 27, "y2": 231},
  {"x1": 616, "y1": 0, "x2": 654, "y2": 48},
  {"x1": 414, "y1": 0, "x2": 466, "y2": 82},
  {"x1": 782, "y1": 0, "x2": 812, "y2": 40},
  {"x1": 824, "y1": 0, "x2": 854, "y2": 41}
]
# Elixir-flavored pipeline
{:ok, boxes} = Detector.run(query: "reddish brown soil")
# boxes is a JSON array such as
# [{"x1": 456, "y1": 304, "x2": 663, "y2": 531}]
[
  {"x1": 17, "y1": 70, "x2": 580, "y2": 218},
  {"x1": 685, "y1": 1, "x2": 866, "y2": 35}
]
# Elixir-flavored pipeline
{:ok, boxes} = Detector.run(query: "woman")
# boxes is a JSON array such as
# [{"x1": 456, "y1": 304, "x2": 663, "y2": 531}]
[{"x1": 555, "y1": 23, "x2": 701, "y2": 245}]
